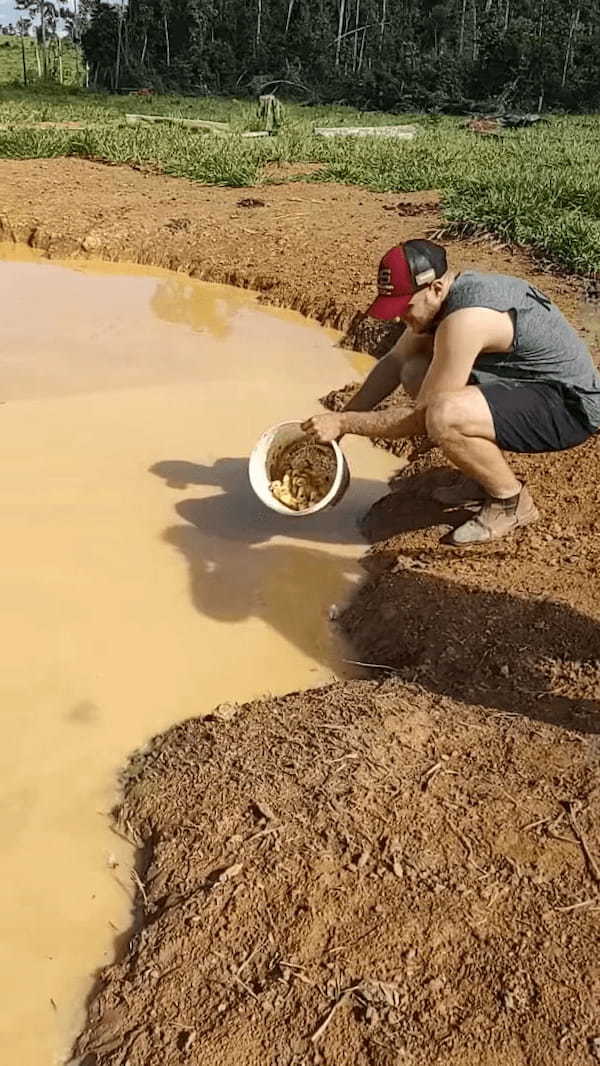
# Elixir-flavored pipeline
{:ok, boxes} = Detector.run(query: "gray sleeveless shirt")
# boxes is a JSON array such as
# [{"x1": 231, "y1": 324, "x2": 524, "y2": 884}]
[{"x1": 440, "y1": 271, "x2": 600, "y2": 430}]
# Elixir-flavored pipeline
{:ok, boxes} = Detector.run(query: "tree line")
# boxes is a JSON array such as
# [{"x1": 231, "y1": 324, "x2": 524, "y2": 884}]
[{"x1": 22, "y1": 0, "x2": 600, "y2": 111}]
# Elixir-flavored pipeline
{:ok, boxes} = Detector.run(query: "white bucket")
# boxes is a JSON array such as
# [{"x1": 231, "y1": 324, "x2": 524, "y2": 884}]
[{"x1": 248, "y1": 420, "x2": 350, "y2": 516}]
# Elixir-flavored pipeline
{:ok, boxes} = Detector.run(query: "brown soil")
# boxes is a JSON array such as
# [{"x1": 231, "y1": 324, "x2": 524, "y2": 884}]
[
  {"x1": 76, "y1": 683, "x2": 599, "y2": 1066},
  {"x1": 1, "y1": 158, "x2": 598, "y2": 1066},
  {"x1": 0, "y1": 157, "x2": 595, "y2": 357}
]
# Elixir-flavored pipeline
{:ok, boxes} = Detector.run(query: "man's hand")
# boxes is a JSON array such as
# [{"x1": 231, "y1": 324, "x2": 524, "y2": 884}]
[{"x1": 301, "y1": 412, "x2": 345, "y2": 443}]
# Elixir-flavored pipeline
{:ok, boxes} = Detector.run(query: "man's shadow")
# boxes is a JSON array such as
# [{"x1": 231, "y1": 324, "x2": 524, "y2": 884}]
[
  {"x1": 343, "y1": 560, "x2": 600, "y2": 735},
  {"x1": 151, "y1": 457, "x2": 395, "y2": 547},
  {"x1": 151, "y1": 459, "x2": 600, "y2": 733},
  {"x1": 151, "y1": 457, "x2": 390, "y2": 671}
]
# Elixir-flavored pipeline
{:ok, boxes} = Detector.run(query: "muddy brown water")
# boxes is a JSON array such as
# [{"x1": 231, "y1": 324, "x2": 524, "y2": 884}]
[{"x1": 0, "y1": 245, "x2": 396, "y2": 1065}]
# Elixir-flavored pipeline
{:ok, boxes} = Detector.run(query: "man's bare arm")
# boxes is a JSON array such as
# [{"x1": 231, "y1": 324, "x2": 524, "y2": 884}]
[
  {"x1": 303, "y1": 311, "x2": 494, "y2": 443},
  {"x1": 343, "y1": 327, "x2": 432, "y2": 412}
]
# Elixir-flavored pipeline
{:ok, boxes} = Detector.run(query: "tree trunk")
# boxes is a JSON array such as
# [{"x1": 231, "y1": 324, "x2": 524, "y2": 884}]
[
  {"x1": 472, "y1": 0, "x2": 478, "y2": 60},
  {"x1": 141, "y1": 31, "x2": 148, "y2": 65},
  {"x1": 164, "y1": 12, "x2": 170, "y2": 65},
  {"x1": 284, "y1": 0, "x2": 295, "y2": 35},
  {"x1": 561, "y1": 4, "x2": 581, "y2": 88},
  {"x1": 379, "y1": 0, "x2": 386, "y2": 50},
  {"x1": 58, "y1": 35, "x2": 63, "y2": 84},
  {"x1": 352, "y1": 0, "x2": 360, "y2": 72},
  {"x1": 34, "y1": 40, "x2": 42, "y2": 78},
  {"x1": 39, "y1": 0, "x2": 47, "y2": 77},
  {"x1": 358, "y1": 25, "x2": 367, "y2": 71},
  {"x1": 503, "y1": 0, "x2": 510, "y2": 33},
  {"x1": 335, "y1": 0, "x2": 346, "y2": 66},
  {"x1": 256, "y1": 0, "x2": 262, "y2": 46},
  {"x1": 20, "y1": 32, "x2": 28, "y2": 86},
  {"x1": 114, "y1": 0, "x2": 124, "y2": 89},
  {"x1": 459, "y1": 0, "x2": 467, "y2": 55}
]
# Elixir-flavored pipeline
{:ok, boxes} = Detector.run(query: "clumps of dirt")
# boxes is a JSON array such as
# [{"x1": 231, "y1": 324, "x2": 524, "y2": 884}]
[
  {"x1": 269, "y1": 439, "x2": 337, "y2": 511},
  {"x1": 383, "y1": 200, "x2": 441, "y2": 216},
  {"x1": 75, "y1": 681, "x2": 599, "y2": 1066}
]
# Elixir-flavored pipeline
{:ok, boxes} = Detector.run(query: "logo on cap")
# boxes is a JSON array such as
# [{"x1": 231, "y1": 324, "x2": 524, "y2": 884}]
[{"x1": 377, "y1": 265, "x2": 394, "y2": 295}]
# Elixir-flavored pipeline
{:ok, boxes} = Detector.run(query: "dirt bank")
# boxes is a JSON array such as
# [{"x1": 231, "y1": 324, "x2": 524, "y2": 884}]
[
  {"x1": 2, "y1": 158, "x2": 597, "y2": 1065},
  {"x1": 76, "y1": 683, "x2": 599, "y2": 1066},
  {"x1": 0, "y1": 157, "x2": 595, "y2": 356}
]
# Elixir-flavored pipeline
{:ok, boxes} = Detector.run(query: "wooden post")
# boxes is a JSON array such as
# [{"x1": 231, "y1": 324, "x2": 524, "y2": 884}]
[{"x1": 20, "y1": 30, "x2": 28, "y2": 86}]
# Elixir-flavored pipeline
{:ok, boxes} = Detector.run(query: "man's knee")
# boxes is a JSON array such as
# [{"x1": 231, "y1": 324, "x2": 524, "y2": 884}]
[{"x1": 425, "y1": 392, "x2": 466, "y2": 443}]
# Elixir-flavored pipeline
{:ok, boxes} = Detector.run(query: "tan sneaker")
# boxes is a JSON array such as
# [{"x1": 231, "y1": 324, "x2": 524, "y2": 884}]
[
  {"x1": 449, "y1": 486, "x2": 539, "y2": 545},
  {"x1": 432, "y1": 475, "x2": 486, "y2": 507}
]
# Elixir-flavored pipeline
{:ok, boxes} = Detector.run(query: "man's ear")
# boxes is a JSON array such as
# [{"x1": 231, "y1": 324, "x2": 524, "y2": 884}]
[{"x1": 431, "y1": 278, "x2": 445, "y2": 297}]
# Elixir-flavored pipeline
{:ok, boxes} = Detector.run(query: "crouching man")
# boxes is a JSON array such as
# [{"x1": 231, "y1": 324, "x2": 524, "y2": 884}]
[{"x1": 303, "y1": 239, "x2": 600, "y2": 545}]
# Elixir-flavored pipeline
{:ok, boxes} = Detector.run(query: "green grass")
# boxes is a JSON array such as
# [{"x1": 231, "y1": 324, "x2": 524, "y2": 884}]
[
  {"x1": 0, "y1": 83, "x2": 598, "y2": 276},
  {"x1": 0, "y1": 36, "x2": 82, "y2": 87}
]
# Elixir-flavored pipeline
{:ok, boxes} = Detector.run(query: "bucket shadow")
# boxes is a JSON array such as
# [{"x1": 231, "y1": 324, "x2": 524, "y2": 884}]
[
  {"x1": 150, "y1": 457, "x2": 389, "y2": 547},
  {"x1": 151, "y1": 457, "x2": 389, "y2": 671}
]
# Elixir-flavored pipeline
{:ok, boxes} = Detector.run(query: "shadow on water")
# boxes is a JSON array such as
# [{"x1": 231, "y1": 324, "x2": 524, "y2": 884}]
[
  {"x1": 150, "y1": 457, "x2": 384, "y2": 670},
  {"x1": 151, "y1": 457, "x2": 387, "y2": 546},
  {"x1": 152, "y1": 459, "x2": 600, "y2": 735}
]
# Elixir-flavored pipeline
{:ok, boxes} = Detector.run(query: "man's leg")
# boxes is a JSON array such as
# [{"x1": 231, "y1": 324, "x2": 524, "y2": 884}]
[
  {"x1": 426, "y1": 387, "x2": 519, "y2": 495},
  {"x1": 425, "y1": 386, "x2": 539, "y2": 543}
]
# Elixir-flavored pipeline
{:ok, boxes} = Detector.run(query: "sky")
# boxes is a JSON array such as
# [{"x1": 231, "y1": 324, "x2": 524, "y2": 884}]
[
  {"x1": 0, "y1": 1, "x2": 20, "y2": 24},
  {"x1": 0, "y1": 1, "x2": 85, "y2": 27}
]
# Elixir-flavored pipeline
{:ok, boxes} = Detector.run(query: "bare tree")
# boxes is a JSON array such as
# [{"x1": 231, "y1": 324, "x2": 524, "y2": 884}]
[
  {"x1": 352, "y1": 0, "x2": 360, "y2": 71},
  {"x1": 335, "y1": 0, "x2": 346, "y2": 66},
  {"x1": 284, "y1": 0, "x2": 295, "y2": 35},
  {"x1": 459, "y1": 0, "x2": 467, "y2": 55},
  {"x1": 163, "y1": 11, "x2": 170, "y2": 65},
  {"x1": 562, "y1": 3, "x2": 581, "y2": 87},
  {"x1": 114, "y1": 0, "x2": 125, "y2": 89},
  {"x1": 379, "y1": 0, "x2": 386, "y2": 49}
]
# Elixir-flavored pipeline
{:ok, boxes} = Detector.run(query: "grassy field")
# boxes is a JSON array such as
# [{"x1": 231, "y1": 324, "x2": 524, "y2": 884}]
[
  {"x1": 0, "y1": 82, "x2": 598, "y2": 277},
  {"x1": 0, "y1": 36, "x2": 81, "y2": 86}
]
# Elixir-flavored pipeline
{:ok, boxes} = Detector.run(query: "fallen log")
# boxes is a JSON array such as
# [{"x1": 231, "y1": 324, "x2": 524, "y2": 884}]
[{"x1": 125, "y1": 113, "x2": 230, "y2": 133}]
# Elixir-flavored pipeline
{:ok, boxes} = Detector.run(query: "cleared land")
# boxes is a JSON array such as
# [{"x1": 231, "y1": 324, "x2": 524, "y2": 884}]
[
  {"x1": 0, "y1": 83, "x2": 598, "y2": 1066},
  {"x1": 0, "y1": 83, "x2": 599, "y2": 273}
]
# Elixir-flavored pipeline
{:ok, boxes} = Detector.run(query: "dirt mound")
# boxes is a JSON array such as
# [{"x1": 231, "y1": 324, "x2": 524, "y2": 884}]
[{"x1": 75, "y1": 681, "x2": 599, "y2": 1066}]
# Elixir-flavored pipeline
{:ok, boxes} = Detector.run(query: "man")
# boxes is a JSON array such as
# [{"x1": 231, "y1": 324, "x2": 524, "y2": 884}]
[{"x1": 303, "y1": 239, "x2": 600, "y2": 545}]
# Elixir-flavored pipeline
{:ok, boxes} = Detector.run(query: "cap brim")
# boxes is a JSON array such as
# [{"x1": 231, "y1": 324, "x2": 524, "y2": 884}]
[{"x1": 367, "y1": 292, "x2": 412, "y2": 320}]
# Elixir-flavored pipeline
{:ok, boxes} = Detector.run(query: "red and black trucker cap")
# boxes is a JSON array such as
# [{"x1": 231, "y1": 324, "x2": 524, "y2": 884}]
[{"x1": 367, "y1": 239, "x2": 448, "y2": 320}]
